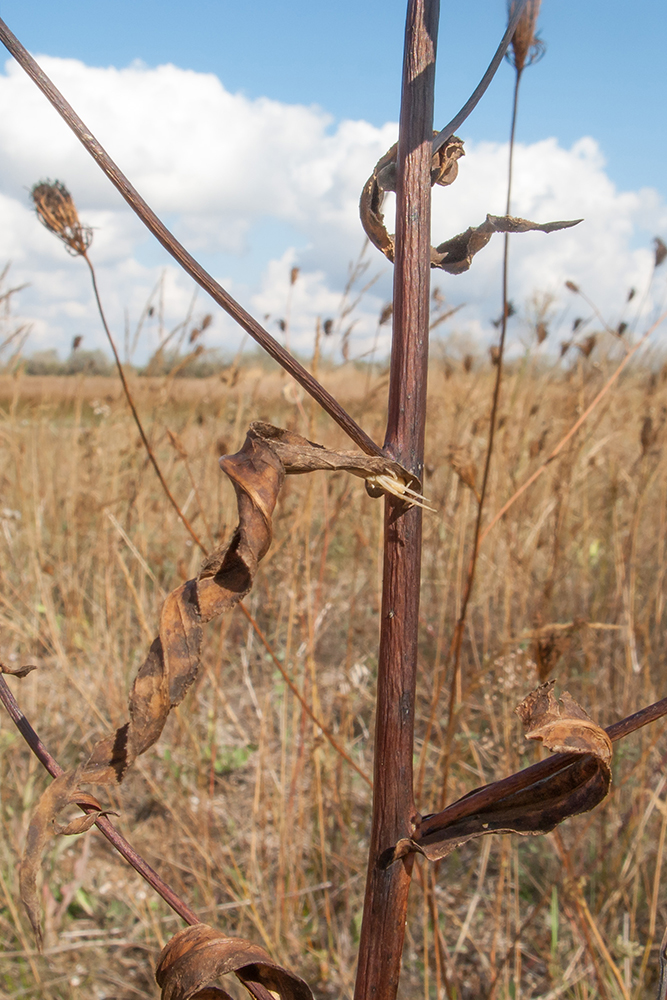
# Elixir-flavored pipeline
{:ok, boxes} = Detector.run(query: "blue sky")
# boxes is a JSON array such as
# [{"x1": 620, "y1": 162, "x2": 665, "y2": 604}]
[
  {"x1": 2, "y1": 0, "x2": 665, "y2": 194},
  {"x1": 0, "y1": 1, "x2": 666, "y2": 361}
]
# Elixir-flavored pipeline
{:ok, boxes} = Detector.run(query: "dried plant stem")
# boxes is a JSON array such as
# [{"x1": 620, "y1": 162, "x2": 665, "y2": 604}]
[
  {"x1": 432, "y1": 0, "x2": 529, "y2": 154},
  {"x1": 439, "y1": 63, "x2": 524, "y2": 805},
  {"x1": 354, "y1": 2, "x2": 438, "y2": 997},
  {"x1": 0, "y1": 675, "x2": 280, "y2": 1000},
  {"x1": 0, "y1": 17, "x2": 380, "y2": 461},
  {"x1": 0, "y1": 674, "x2": 199, "y2": 926},
  {"x1": 83, "y1": 253, "x2": 207, "y2": 554}
]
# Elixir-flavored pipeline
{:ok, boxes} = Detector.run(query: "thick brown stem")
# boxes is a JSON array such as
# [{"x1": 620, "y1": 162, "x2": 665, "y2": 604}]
[{"x1": 353, "y1": 1, "x2": 439, "y2": 997}]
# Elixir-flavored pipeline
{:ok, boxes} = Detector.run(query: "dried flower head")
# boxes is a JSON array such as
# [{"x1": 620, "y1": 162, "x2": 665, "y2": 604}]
[
  {"x1": 30, "y1": 180, "x2": 92, "y2": 256},
  {"x1": 507, "y1": 0, "x2": 544, "y2": 73},
  {"x1": 654, "y1": 237, "x2": 667, "y2": 268}
]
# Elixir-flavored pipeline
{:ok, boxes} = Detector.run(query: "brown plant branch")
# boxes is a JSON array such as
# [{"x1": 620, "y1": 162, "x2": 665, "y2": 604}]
[
  {"x1": 0, "y1": 673, "x2": 200, "y2": 927},
  {"x1": 432, "y1": 0, "x2": 530, "y2": 154},
  {"x1": 84, "y1": 253, "x2": 208, "y2": 555},
  {"x1": 354, "y1": 1, "x2": 439, "y2": 997},
  {"x1": 0, "y1": 16, "x2": 381, "y2": 459}
]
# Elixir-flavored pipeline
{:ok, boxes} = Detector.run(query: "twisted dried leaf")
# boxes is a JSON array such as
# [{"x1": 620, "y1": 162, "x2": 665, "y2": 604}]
[
  {"x1": 155, "y1": 924, "x2": 314, "y2": 1000},
  {"x1": 360, "y1": 138, "x2": 581, "y2": 273},
  {"x1": 20, "y1": 423, "x2": 421, "y2": 938},
  {"x1": 433, "y1": 214, "x2": 582, "y2": 275},
  {"x1": 360, "y1": 135, "x2": 465, "y2": 262},
  {"x1": 380, "y1": 682, "x2": 612, "y2": 867}
]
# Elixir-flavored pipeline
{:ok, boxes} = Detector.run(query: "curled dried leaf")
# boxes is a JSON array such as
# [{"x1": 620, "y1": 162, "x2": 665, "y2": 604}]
[
  {"x1": 360, "y1": 137, "x2": 581, "y2": 273},
  {"x1": 156, "y1": 924, "x2": 314, "y2": 1000},
  {"x1": 380, "y1": 682, "x2": 612, "y2": 868},
  {"x1": 19, "y1": 769, "x2": 107, "y2": 946},
  {"x1": 21, "y1": 422, "x2": 425, "y2": 939},
  {"x1": 360, "y1": 135, "x2": 465, "y2": 263}
]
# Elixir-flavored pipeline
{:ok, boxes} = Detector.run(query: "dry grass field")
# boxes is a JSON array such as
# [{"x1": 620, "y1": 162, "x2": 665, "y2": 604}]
[{"x1": 0, "y1": 353, "x2": 666, "y2": 1000}]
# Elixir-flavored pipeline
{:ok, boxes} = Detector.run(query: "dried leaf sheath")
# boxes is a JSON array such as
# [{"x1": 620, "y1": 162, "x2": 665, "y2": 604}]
[
  {"x1": 19, "y1": 423, "x2": 419, "y2": 940},
  {"x1": 382, "y1": 682, "x2": 613, "y2": 867}
]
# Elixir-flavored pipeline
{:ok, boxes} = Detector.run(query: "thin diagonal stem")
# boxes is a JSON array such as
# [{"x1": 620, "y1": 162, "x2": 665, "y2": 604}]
[
  {"x1": 432, "y1": 0, "x2": 530, "y2": 154},
  {"x1": 0, "y1": 674, "x2": 200, "y2": 926},
  {"x1": 0, "y1": 16, "x2": 381, "y2": 458},
  {"x1": 439, "y1": 65, "x2": 523, "y2": 807},
  {"x1": 84, "y1": 253, "x2": 207, "y2": 555}
]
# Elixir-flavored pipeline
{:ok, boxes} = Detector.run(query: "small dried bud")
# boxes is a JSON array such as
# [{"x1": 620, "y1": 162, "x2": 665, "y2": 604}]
[
  {"x1": 535, "y1": 322, "x2": 548, "y2": 344},
  {"x1": 463, "y1": 353, "x2": 474, "y2": 373},
  {"x1": 323, "y1": 319, "x2": 334, "y2": 336},
  {"x1": 572, "y1": 317, "x2": 584, "y2": 332},
  {"x1": 560, "y1": 341, "x2": 571, "y2": 357},
  {"x1": 448, "y1": 446, "x2": 479, "y2": 501},
  {"x1": 489, "y1": 345, "x2": 501, "y2": 366},
  {"x1": 577, "y1": 334, "x2": 597, "y2": 358},
  {"x1": 627, "y1": 287, "x2": 636, "y2": 302},
  {"x1": 30, "y1": 180, "x2": 92, "y2": 256},
  {"x1": 507, "y1": 0, "x2": 544, "y2": 73},
  {"x1": 617, "y1": 322, "x2": 627, "y2": 337},
  {"x1": 379, "y1": 303, "x2": 393, "y2": 326},
  {"x1": 654, "y1": 237, "x2": 667, "y2": 268},
  {"x1": 71, "y1": 335, "x2": 83, "y2": 352},
  {"x1": 565, "y1": 280, "x2": 580, "y2": 293},
  {"x1": 290, "y1": 266, "x2": 300, "y2": 286}
]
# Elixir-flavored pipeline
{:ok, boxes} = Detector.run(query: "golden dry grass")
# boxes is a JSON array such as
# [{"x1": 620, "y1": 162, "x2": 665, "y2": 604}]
[{"x1": 0, "y1": 355, "x2": 666, "y2": 1000}]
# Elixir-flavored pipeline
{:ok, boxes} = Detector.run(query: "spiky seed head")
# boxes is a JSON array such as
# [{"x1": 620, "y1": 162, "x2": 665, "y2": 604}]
[
  {"x1": 507, "y1": 0, "x2": 544, "y2": 73},
  {"x1": 30, "y1": 180, "x2": 92, "y2": 256}
]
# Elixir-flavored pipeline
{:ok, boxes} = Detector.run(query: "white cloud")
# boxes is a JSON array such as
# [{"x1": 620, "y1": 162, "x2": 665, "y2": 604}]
[{"x1": 0, "y1": 54, "x2": 666, "y2": 363}]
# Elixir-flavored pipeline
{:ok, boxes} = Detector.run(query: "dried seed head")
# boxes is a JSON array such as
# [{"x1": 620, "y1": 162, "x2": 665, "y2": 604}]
[
  {"x1": 30, "y1": 180, "x2": 92, "y2": 256},
  {"x1": 654, "y1": 237, "x2": 667, "y2": 268},
  {"x1": 507, "y1": 0, "x2": 544, "y2": 73},
  {"x1": 577, "y1": 334, "x2": 597, "y2": 359},
  {"x1": 378, "y1": 303, "x2": 393, "y2": 326},
  {"x1": 448, "y1": 446, "x2": 479, "y2": 501}
]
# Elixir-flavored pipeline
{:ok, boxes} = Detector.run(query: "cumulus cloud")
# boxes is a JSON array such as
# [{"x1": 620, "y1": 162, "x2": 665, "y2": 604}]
[{"x1": 0, "y1": 53, "x2": 666, "y2": 363}]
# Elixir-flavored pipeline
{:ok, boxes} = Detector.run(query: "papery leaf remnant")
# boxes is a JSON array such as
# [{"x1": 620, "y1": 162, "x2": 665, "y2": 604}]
[
  {"x1": 19, "y1": 422, "x2": 421, "y2": 940},
  {"x1": 360, "y1": 137, "x2": 582, "y2": 273},
  {"x1": 156, "y1": 924, "x2": 314, "y2": 1000},
  {"x1": 381, "y1": 682, "x2": 612, "y2": 868},
  {"x1": 0, "y1": 662, "x2": 38, "y2": 678}
]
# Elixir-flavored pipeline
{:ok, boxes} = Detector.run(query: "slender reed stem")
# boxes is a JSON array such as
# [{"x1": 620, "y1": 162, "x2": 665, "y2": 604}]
[
  {"x1": 439, "y1": 64, "x2": 523, "y2": 806},
  {"x1": 354, "y1": 2, "x2": 439, "y2": 997},
  {"x1": 238, "y1": 603, "x2": 371, "y2": 787},
  {"x1": 84, "y1": 253, "x2": 207, "y2": 554}
]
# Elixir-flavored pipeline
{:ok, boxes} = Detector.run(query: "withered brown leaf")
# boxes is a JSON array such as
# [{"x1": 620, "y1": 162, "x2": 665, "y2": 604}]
[
  {"x1": 381, "y1": 682, "x2": 612, "y2": 868},
  {"x1": 20, "y1": 423, "x2": 420, "y2": 941},
  {"x1": 0, "y1": 662, "x2": 38, "y2": 678},
  {"x1": 360, "y1": 138, "x2": 581, "y2": 273},
  {"x1": 156, "y1": 924, "x2": 314, "y2": 1000}
]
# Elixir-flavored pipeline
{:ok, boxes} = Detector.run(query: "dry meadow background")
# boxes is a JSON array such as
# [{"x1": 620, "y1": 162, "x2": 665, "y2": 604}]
[{"x1": 0, "y1": 334, "x2": 666, "y2": 999}]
